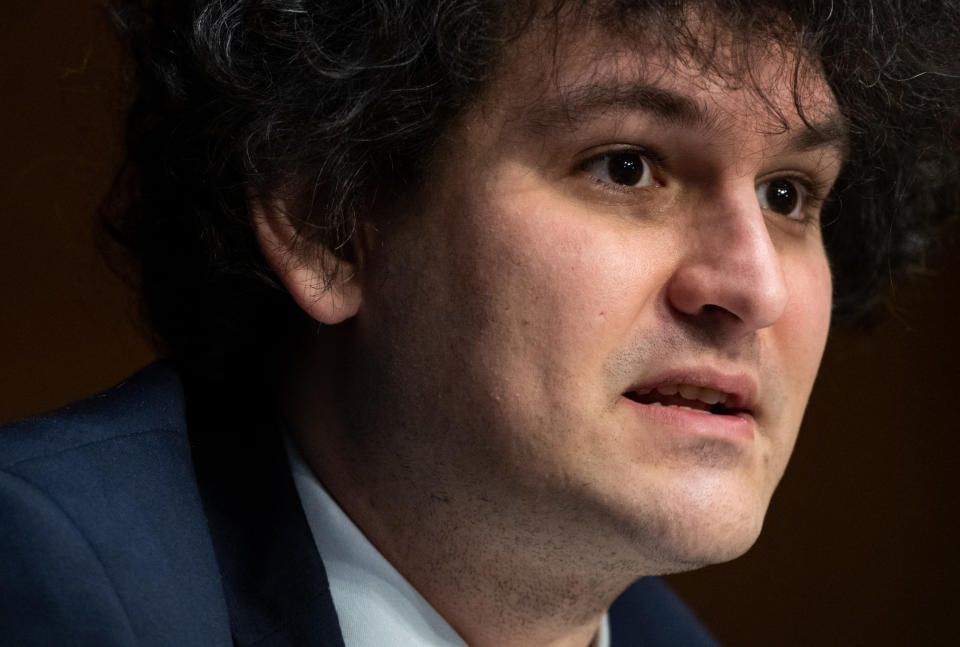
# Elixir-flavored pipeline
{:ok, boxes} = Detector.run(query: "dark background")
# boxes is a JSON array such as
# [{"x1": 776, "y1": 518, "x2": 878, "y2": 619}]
[{"x1": 2, "y1": 2, "x2": 958, "y2": 644}]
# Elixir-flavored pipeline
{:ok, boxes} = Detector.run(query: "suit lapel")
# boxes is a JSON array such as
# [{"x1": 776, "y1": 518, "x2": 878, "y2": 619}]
[
  {"x1": 189, "y1": 389, "x2": 345, "y2": 647},
  {"x1": 609, "y1": 577, "x2": 719, "y2": 646}
]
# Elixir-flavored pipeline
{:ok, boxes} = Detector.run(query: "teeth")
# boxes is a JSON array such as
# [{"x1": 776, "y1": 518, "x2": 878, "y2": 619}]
[
  {"x1": 698, "y1": 387, "x2": 725, "y2": 405},
  {"x1": 652, "y1": 403, "x2": 710, "y2": 413},
  {"x1": 677, "y1": 384, "x2": 700, "y2": 400},
  {"x1": 650, "y1": 384, "x2": 730, "y2": 407}
]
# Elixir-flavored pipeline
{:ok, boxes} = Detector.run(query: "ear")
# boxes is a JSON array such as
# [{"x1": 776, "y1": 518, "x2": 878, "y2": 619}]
[{"x1": 251, "y1": 199, "x2": 362, "y2": 325}]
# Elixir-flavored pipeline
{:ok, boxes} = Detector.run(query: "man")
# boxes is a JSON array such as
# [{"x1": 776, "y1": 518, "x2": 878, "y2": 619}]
[{"x1": 1, "y1": 1, "x2": 957, "y2": 646}]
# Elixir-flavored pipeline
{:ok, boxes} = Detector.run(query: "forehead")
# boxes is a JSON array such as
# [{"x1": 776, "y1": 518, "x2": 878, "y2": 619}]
[{"x1": 474, "y1": 7, "x2": 844, "y2": 146}]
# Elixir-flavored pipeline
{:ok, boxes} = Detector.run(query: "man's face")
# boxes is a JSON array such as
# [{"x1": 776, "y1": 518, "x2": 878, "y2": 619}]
[{"x1": 350, "y1": 20, "x2": 843, "y2": 573}]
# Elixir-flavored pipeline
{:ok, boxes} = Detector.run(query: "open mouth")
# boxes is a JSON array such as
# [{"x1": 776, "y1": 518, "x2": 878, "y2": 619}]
[{"x1": 623, "y1": 384, "x2": 747, "y2": 416}]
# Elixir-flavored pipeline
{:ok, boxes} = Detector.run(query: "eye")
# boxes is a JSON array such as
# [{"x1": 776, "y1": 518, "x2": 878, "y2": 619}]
[
  {"x1": 756, "y1": 177, "x2": 803, "y2": 219},
  {"x1": 582, "y1": 150, "x2": 653, "y2": 188}
]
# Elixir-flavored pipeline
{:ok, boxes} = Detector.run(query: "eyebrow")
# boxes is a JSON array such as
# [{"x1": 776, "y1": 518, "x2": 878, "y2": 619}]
[
  {"x1": 525, "y1": 81, "x2": 849, "y2": 157},
  {"x1": 527, "y1": 82, "x2": 709, "y2": 131},
  {"x1": 784, "y1": 114, "x2": 850, "y2": 157}
]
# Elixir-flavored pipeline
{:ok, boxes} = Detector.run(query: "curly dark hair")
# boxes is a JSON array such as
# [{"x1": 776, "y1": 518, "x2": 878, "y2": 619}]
[{"x1": 107, "y1": 0, "x2": 960, "y2": 381}]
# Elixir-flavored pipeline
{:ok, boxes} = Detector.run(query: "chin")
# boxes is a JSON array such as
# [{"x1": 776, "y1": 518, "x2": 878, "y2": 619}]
[
  {"x1": 606, "y1": 471, "x2": 774, "y2": 575},
  {"x1": 627, "y1": 515, "x2": 764, "y2": 577},
  {"x1": 664, "y1": 512, "x2": 766, "y2": 573},
  {"x1": 669, "y1": 501, "x2": 769, "y2": 574}
]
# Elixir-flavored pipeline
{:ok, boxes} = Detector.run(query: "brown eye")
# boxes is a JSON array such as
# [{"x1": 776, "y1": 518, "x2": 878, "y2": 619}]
[
  {"x1": 583, "y1": 151, "x2": 652, "y2": 188},
  {"x1": 757, "y1": 178, "x2": 802, "y2": 219}
]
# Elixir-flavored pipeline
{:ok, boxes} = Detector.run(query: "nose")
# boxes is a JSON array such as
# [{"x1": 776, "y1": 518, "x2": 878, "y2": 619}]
[{"x1": 666, "y1": 191, "x2": 789, "y2": 334}]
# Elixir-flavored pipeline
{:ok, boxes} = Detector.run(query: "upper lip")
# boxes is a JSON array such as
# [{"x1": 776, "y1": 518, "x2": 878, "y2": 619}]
[{"x1": 624, "y1": 367, "x2": 759, "y2": 413}]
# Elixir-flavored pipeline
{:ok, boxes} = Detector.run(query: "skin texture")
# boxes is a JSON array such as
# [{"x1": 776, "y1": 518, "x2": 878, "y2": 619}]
[{"x1": 258, "y1": 16, "x2": 845, "y2": 647}]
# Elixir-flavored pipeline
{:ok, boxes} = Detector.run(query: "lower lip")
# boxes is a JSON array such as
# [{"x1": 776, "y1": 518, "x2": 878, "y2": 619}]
[{"x1": 621, "y1": 397, "x2": 755, "y2": 444}]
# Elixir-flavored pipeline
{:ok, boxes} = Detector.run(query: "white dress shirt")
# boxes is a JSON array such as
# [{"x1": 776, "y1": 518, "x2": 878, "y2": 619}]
[{"x1": 286, "y1": 440, "x2": 610, "y2": 647}]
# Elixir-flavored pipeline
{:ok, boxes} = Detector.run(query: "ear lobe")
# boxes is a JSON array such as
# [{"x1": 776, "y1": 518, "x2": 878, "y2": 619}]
[{"x1": 251, "y1": 199, "x2": 362, "y2": 325}]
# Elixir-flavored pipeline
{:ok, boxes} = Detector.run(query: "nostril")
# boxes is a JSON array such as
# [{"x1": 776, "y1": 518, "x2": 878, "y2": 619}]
[{"x1": 699, "y1": 303, "x2": 737, "y2": 319}]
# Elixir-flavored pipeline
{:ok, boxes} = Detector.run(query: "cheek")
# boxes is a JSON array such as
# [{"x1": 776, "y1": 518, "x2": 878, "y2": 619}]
[
  {"x1": 778, "y1": 251, "x2": 833, "y2": 405},
  {"x1": 454, "y1": 191, "x2": 661, "y2": 352}
]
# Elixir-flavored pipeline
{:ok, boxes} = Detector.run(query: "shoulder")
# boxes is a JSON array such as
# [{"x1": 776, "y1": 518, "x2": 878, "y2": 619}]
[
  {"x1": 0, "y1": 364, "x2": 232, "y2": 647},
  {"x1": 0, "y1": 363, "x2": 188, "y2": 468},
  {"x1": 609, "y1": 577, "x2": 721, "y2": 646},
  {"x1": 0, "y1": 364, "x2": 197, "y2": 546}
]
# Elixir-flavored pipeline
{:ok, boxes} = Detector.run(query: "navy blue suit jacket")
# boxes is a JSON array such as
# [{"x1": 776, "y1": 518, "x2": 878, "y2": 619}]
[{"x1": 0, "y1": 365, "x2": 719, "y2": 646}]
